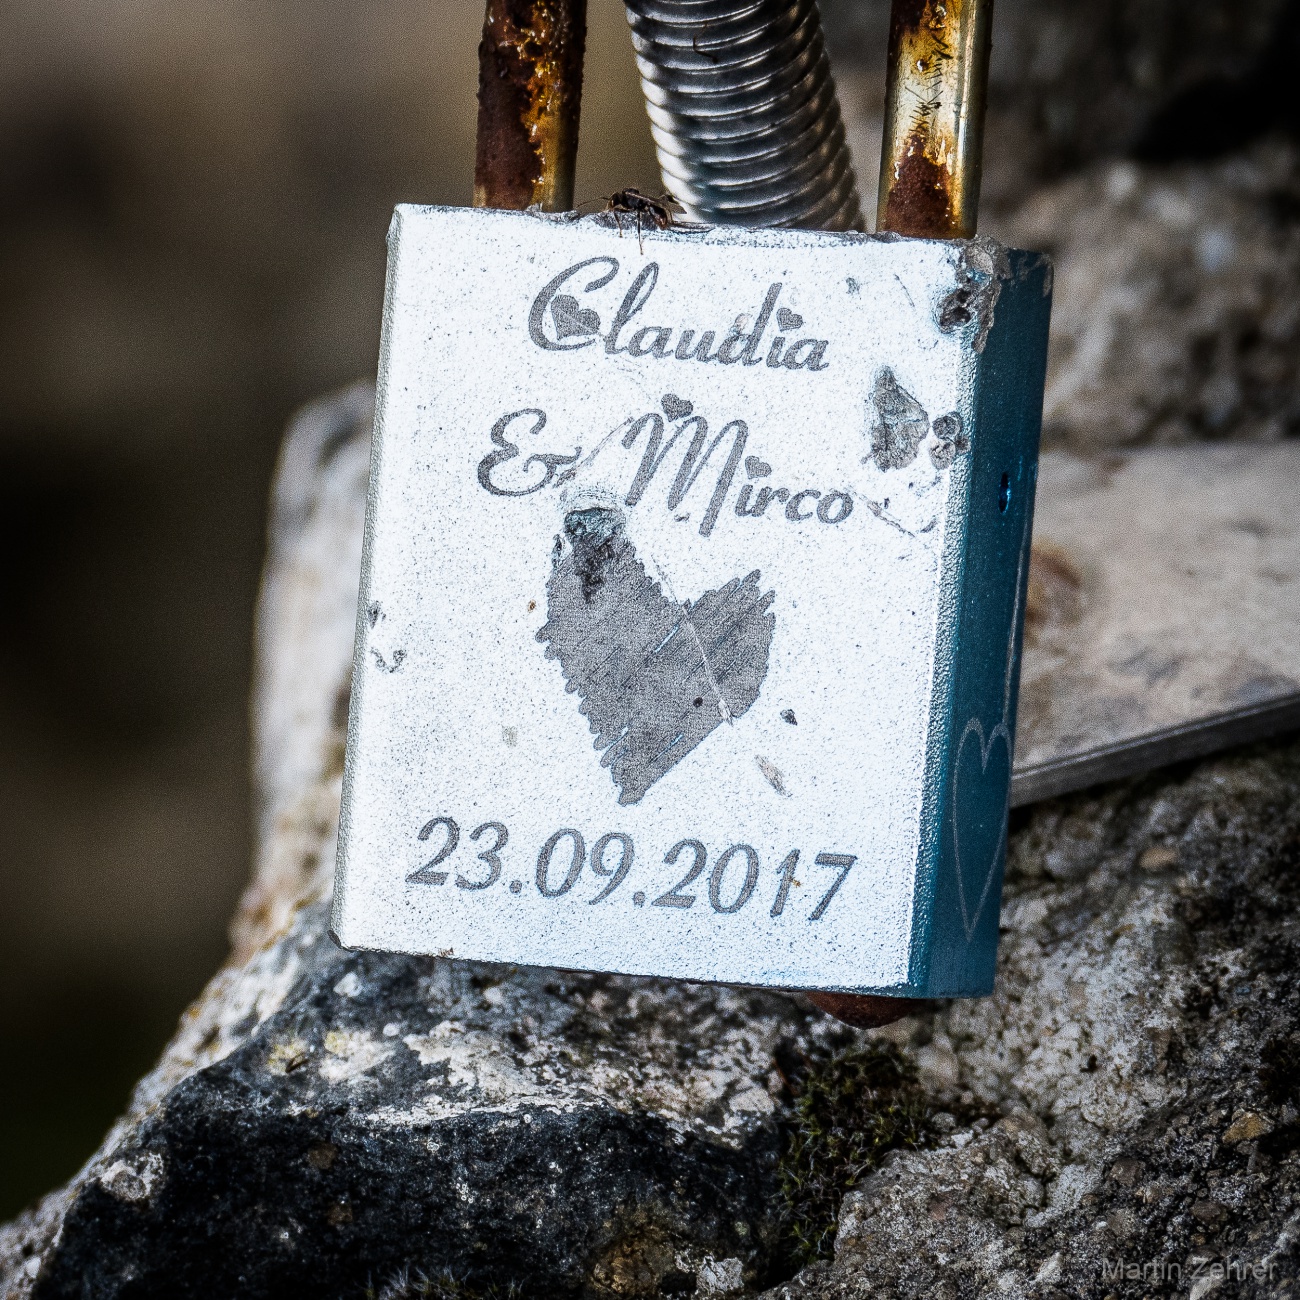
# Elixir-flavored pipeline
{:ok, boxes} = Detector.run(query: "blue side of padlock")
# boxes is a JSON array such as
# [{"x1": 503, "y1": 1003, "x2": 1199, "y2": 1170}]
[{"x1": 911, "y1": 248, "x2": 1052, "y2": 998}]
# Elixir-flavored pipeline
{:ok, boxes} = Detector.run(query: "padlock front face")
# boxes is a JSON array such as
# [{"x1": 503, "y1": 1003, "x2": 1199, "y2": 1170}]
[{"x1": 332, "y1": 206, "x2": 1050, "y2": 996}]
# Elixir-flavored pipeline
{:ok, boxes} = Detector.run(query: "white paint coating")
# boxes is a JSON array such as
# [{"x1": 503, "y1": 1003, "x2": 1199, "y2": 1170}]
[{"x1": 334, "y1": 206, "x2": 986, "y2": 991}]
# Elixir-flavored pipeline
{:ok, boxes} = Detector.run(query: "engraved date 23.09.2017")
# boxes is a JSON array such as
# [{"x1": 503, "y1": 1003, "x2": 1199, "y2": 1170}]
[{"x1": 405, "y1": 814, "x2": 856, "y2": 923}]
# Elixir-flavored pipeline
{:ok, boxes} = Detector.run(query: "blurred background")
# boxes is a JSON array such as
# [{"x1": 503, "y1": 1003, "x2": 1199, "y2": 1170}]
[
  {"x1": 4, "y1": 0, "x2": 1299, "y2": 1220},
  {"x1": 0, "y1": 0, "x2": 670, "y2": 1218}
]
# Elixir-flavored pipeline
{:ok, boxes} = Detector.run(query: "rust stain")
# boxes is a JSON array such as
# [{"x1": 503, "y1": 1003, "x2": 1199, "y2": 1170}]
[
  {"x1": 805, "y1": 991, "x2": 932, "y2": 1028},
  {"x1": 474, "y1": 0, "x2": 587, "y2": 212},
  {"x1": 881, "y1": 131, "x2": 957, "y2": 239},
  {"x1": 881, "y1": 0, "x2": 959, "y2": 236},
  {"x1": 1024, "y1": 541, "x2": 1084, "y2": 643},
  {"x1": 876, "y1": 0, "x2": 990, "y2": 239}
]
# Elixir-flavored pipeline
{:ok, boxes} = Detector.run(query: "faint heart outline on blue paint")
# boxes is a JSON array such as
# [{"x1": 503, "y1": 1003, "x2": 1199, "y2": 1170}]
[
  {"x1": 952, "y1": 716, "x2": 1012, "y2": 940},
  {"x1": 951, "y1": 507, "x2": 1032, "y2": 941}
]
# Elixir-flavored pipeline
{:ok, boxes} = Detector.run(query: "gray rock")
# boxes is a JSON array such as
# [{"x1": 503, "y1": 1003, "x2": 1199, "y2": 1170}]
[
  {"x1": 22, "y1": 908, "x2": 827, "y2": 1298},
  {"x1": 762, "y1": 744, "x2": 1300, "y2": 1299},
  {"x1": 0, "y1": 390, "x2": 841, "y2": 1300},
  {"x1": 996, "y1": 145, "x2": 1300, "y2": 449}
]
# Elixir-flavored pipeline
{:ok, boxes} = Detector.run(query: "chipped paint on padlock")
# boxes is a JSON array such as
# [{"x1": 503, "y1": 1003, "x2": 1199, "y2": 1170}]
[{"x1": 331, "y1": 207, "x2": 1052, "y2": 999}]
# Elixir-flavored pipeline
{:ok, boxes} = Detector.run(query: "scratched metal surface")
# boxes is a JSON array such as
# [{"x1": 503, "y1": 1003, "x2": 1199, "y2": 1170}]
[
  {"x1": 1011, "y1": 443, "x2": 1300, "y2": 805},
  {"x1": 332, "y1": 206, "x2": 1049, "y2": 995}
]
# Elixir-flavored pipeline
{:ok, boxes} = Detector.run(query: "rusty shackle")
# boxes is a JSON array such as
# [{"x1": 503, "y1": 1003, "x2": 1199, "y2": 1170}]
[
  {"x1": 877, "y1": 0, "x2": 993, "y2": 238},
  {"x1": 472, "y1": 0, "x2": 993, "y2": 240},
  {"x1": 474, "y1": 0, "x2": 588, "y2": 212}
]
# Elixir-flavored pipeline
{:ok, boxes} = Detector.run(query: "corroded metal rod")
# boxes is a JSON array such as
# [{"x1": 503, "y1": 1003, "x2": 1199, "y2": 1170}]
[
  {"x1": 876, "y1": 0, "x2": 993, "y2": 238},
  {"x1": 806, "y1": 989, "x2": 924, "y2": 1028},
  {"x1": 474, "y1": 0, "x2": 588, "y2": 212}
]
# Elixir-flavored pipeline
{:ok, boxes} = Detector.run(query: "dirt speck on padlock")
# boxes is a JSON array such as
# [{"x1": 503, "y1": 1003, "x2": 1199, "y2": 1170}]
[
  {"x1": 756, "y1": 755, "x2": 790, "y2": 797},
  {"x1": 928, "y1": 413, "x2": 969, "y2": 470}
]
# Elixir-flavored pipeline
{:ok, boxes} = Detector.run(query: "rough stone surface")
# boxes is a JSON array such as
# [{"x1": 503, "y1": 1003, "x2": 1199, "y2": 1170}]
[
  {"x1": 0, "y1": 393, "x2": 843, "y2": 1300},
  {"x1": 761, "y1": 745, "x2": 1300, "y2": 1298},
  {"x1": 26, "y1": 909, "x2": 830, "y2": 1298},
  {"x1": 235, "y1": 382, "x2": 372, "y2": 965},
  {"x1": 997, "y1": 146, "x2": 1300, "y2": 449}
]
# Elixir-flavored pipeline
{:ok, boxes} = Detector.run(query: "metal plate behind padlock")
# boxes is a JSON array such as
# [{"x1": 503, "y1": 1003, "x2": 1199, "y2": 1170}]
[{"x1": 331, "y1": 205, "x2": 1050, "y2": 997}]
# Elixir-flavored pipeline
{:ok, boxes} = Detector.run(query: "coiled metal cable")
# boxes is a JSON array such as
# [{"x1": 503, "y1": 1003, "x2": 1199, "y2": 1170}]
[{"x1": 622, "y1": 0, "x2": 864, "y2": 231}]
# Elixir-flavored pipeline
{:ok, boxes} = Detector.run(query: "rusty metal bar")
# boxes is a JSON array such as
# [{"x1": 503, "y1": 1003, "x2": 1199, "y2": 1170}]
[
  {"x1": 805, "y1": 990, "x2": 928, "y2": 1029},
  {"x1": 474, "y1": 0, "x2": 588, "y2": 212},
  {"x1": 876, "y1": 0, "x2": 993, "y2": 238}
]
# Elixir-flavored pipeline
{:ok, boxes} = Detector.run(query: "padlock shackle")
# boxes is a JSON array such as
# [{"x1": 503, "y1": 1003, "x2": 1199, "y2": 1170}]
[
  {"x1": 474, "y1": 0, "x2": 588, "y2": 213},
  {"x1": 877, "y1": 0, "x2": 994, "y2": 239},
  {"x1": 470, "y1": 0, "x2": 992, "y2": 236}
]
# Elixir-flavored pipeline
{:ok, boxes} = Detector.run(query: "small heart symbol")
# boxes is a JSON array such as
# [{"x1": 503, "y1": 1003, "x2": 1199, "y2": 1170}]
[
  {"x1": 951, "y1": 718, "x2": 1012, "y2": 941},
  {"x1": 551, "y1": 294, "x2": 601, "y2": 340},
  {"x1": 776, "y1": 307, "x2": 804, "y2": 332},
  {"x1": 661, "y1": 393, "x2": 694, "y2": 420},
  {"x1": 745, "y1": 456, "x2": 772, "y2": 479}
]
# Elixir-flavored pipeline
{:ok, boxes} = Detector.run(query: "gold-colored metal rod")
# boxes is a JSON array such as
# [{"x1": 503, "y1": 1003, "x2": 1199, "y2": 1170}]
[
  {"x1": 474, "y1": 0, "x2": 587, "y2": 212},
  {"x1": 876, "y1": 0, "x2": 993, "y2": 238}
]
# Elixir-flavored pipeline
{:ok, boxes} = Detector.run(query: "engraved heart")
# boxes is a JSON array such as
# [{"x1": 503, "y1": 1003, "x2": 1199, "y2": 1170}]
[
  {"x1": 538, "y1": 507, "x2": 776, "y2": 805},
  {"x1": 776, "y1": 307, "x2": 804, "y2": 332},
  {"x1": 744, "y1": 456, "x2": 772, "y2": 479},
  {"x1": 551, "y1": 294, "x2": 602, "y2": 340},
  {"x1": 951, "y1": 717, "x2": 1012, "y2": 940},
  {"x1": 661, "y1": 392, "x2": 694, "y2": 420}
]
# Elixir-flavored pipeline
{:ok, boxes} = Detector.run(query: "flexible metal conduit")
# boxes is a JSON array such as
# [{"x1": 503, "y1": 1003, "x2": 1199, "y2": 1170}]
[{"x1": 622, "y1": 0, "x2": 864, "y2": 231}]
